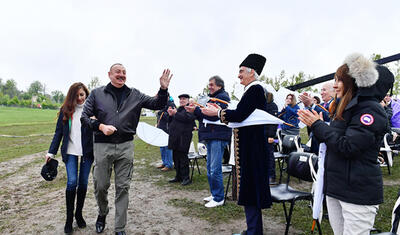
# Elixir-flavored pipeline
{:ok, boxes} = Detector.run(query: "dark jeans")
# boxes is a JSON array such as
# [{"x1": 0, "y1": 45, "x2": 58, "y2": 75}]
[
  {"x1": 173, "y1": 150, "x2": 189, "y2": 180},
  {"x1": 65, "y1": 154, "x2": 93, "y2": 191}
]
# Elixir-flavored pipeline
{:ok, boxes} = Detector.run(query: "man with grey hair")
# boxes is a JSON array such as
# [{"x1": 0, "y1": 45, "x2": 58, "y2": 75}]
[
  {"x1": 299, "y1": 82, "x2": 334, "y2": 154},
  {"x1": 201, "y1": 54, "x2": 271, "y2": 235},
  {"x1": 81, "y1": 63, "x2": 172, "y2": 235},
  {"x1": 185, "y1": 75, "x2": 231, "y2": 207}
]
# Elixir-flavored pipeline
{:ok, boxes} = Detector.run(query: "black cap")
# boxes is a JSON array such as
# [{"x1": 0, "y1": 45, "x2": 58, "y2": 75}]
[
  {"x1": 178, "y1": 94, "x2": 190, "y2": 99},
  {"x1": 41, "y1": 158, "x2": 59, "y2": 181},
  {"x1": 239, "y1": 53, "x2": 266, "y2": 75}
]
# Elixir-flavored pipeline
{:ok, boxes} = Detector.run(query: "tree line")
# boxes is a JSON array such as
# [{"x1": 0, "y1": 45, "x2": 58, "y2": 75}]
[{"x1": 1, "y1": 54, "x2": 399, "y2": 110}]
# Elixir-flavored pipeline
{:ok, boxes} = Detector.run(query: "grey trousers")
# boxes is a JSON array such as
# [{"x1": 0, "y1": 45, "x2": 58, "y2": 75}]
[{"x1": 93, "y1": 141, "x2": 134, "y2": 232}]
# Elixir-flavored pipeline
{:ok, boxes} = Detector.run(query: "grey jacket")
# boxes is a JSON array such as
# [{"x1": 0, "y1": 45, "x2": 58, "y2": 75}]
[{"x1": 81, "y1": 83, "x2": 168, "y2": 143}]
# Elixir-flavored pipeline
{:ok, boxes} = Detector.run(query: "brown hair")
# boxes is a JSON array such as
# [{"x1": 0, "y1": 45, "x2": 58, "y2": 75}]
[
  {"x1": 330, "y1": 64, "x2": 357, "y2": 120},
  {"x1": 286, "y1": 94, "x2": 297, "y2": 107},
  {"x1": 59, "y1": 82, "x2": 90, "y2": 123}
]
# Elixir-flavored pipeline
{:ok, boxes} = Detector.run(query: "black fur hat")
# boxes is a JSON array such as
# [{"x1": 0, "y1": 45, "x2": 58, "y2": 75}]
[
  {"x1": 41, "y1": 158, "x2": 58, "y2": 181},
  {"x1": 239, "y1": 53, "x2": 266, "y2": 75}
]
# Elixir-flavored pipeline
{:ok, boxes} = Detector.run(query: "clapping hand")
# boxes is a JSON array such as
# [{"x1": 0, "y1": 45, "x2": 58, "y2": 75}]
[
  {"x1": 201, "y1": 103, "x2": 221, "y2": 116},
  {"x1": 167, "y1": 106, "x2": 177, "y2": 116},
  {"x1": 297, "y1": 109, "x2": 323, "y2": 127},
  {"x1": 160, "y1": 69, "x2": 173, "y2": 89}
]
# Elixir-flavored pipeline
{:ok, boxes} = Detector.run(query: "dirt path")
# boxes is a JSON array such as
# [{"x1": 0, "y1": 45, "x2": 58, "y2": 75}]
[{"x1": 0, "y1": 152, "x2": 297, "y2": 235}]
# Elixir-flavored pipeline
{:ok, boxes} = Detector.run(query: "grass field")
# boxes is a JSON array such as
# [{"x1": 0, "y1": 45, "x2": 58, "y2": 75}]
[{"x1": 0, "y1": 106, "x2": 399, "y2": 234}]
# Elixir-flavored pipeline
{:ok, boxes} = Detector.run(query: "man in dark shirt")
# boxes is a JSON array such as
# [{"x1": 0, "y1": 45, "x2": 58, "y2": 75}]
[{"x1": 81, "y1": 63, "x2": 172, "y2": 235}]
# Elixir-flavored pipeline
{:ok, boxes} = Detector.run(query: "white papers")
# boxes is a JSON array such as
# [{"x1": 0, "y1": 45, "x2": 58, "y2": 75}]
[
  {"x1": 228, "y1": 109, "x2": 284, "y2": 128},
  {"x1": 136, "y1": 122, "x2": 169, "y2": 147},
  {"x1": 203, "y1": 109, "x2": 284, "y2": 128}
]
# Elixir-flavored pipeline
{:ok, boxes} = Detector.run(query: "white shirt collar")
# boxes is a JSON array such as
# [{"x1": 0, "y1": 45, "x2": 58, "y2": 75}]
[{"x1": 244, "y1": 80, "x2": 263, "y2": 93}]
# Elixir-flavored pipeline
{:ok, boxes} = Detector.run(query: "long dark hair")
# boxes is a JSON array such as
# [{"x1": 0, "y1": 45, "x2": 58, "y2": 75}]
[
  {"x1": 330, "y1": 64, "x2": 357, "y2": 120},
  {"x1": 59, "y1": 82, "x2": 89, "y2": 123}
]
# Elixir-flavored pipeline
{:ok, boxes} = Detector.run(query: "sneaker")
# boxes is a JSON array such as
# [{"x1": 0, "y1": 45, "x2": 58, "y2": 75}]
[
  {"x1": 156, "y1": 164, "x2": 165, "y2": 169},
  {"x1": 203, "y1": 195, "x2": 213, "y2": 202},
  {"x1": 205, "y1": 199, "x2": 224, "y2": 208}
]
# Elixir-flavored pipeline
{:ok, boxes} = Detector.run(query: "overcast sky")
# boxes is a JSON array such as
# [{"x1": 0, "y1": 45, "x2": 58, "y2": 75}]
[{"x1": 0, "y1": 0, "x2": 399, "y2": 100}]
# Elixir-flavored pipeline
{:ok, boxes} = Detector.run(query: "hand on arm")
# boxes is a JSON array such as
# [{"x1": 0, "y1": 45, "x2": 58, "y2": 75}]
[
  {"x1": 160, "y1": 69, "x2": 173, "y2": 90},
  {"x1": 99, "y1": 124, "x2": 117, "y2": 136}
]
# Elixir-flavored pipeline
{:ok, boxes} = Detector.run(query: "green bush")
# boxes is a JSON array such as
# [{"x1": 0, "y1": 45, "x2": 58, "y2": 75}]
[{"x1": 7, "y1": 96, "x2": 19, "y2": 106}]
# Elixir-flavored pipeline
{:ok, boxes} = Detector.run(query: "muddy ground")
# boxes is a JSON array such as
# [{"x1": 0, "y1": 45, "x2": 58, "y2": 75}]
[{"x1": 0, "y1": 152, "x2": 298, "y2": 235}]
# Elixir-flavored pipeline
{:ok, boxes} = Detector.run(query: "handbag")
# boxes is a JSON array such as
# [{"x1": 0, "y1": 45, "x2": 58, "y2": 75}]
[{"x1": 287, "y1": 152, "x2": 318, "y2": 182}]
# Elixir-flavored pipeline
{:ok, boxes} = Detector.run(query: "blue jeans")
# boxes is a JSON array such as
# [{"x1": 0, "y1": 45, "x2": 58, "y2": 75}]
[
  {"x1": 206, "y1": 140, "x2": 229, "y2": 202},
  {"x1": 160, "y1": 146, "x2": 173, "y2": 168},
  {"x1": 65, "y1": 154, "x2": 93, "y2": 191}
]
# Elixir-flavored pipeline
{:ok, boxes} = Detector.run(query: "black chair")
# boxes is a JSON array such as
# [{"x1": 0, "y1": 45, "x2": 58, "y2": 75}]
[
  {"x1": 274, "y1": 131, "x2": 302, "y2": 183},
  {"x1": 270, "y1": 152, "x2": 321, "y2": 235},
  {"x1": 222, "y1": 164, "x2": 233, "y2": 205},
  {"x1": 188, "y1": 142, "x2": 207, "y2": 181}
]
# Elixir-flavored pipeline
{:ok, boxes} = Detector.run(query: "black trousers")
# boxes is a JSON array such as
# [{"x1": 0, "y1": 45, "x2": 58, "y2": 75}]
[
  {"x1": 172, "y1": 150, "x2": 189, "y2": 181},
  {"x1": 245, "y1": 206, "x2": 263, "y2": 235}
]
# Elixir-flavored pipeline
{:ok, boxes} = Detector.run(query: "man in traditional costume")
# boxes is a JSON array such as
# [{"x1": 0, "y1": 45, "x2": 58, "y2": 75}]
[{"x1": 201, "y1": 54, "x2": 271, "y2": 235}]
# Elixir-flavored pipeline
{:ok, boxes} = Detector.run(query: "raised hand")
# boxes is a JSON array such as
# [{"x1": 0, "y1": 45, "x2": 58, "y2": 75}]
[{"x1": 160, "y1": 69, "x2": 173, "y2": 89}]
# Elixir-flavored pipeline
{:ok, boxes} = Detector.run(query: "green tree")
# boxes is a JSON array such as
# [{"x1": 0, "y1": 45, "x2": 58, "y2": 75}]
[
  {"x1": 2, "y1": 79, "x2": 19, "y2": 98},
  {"x1": 28, "y1": 81, "x2": 44, "y2": 95},
  {"x1": 51, "y1": 90, "x2": 65, "y2": 103},
  {"x1": 88, "y1": 76, "x2": 101, "y2": 91}
]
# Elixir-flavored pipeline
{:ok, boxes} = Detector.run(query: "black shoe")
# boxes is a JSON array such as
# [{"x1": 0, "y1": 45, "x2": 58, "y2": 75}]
[
  {"x1": 115, "y1": 231, "x2": 126, "y2": 235},
  {"x1": 168, "y1": 178, "x2": 181, "y2": 183},
  {"x1": 181, "y1": 178, "x2": 192, "y2": 186},
  {"x1": 95, "y1": 215, "x2": 106, "y2": 233}
]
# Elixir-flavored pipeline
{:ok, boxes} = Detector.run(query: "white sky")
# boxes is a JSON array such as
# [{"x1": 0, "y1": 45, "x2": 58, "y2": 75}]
[{"x1": 0, "y1": 0, "x2": 399, "y2": 100}]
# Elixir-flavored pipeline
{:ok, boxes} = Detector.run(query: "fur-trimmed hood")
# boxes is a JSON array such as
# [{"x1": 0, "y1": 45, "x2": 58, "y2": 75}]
[
  {"x1": 344, "y1": 53, "x2": 394, "y2": 101},
  {"x1": 358, "y1": 65, "x2": 394, "y2": 101},
  {"x1": 344, "y1": 53, "x2": 378, "y2": 88}
]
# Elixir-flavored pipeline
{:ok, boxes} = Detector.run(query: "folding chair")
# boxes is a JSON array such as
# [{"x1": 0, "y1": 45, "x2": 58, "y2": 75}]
[
  {"x1": 274, "y1": 132, "x2": 302, "y2": 183},
  {"x1": 222, "y1": 164, "x2": 233, "y2": 205},
  {"x1": 371, "y1": 193, "x2": 400, "y2": 235},
  {"x1": 188, "y1": 142, "x2": 207, "y2": 181},
  {"x1": 380, "y1": 133, "x2": 393, "y2": 174},
  {"x1": 270, "y1": 152, "x2": 321, "y2": 235}
]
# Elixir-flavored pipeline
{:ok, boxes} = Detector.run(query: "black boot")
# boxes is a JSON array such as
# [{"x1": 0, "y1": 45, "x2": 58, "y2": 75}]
[
  {"x1": 75, "y1": 187, "x2": 87, "y2": 228},
  {"x1": 64, "y1": 189, "x2": 76, "y2": 234}
]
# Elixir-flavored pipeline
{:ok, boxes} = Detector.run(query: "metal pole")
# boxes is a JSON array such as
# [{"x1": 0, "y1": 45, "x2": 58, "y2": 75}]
[{"x1": 286, "y1": 53, "x2": 400, "y2": 91}]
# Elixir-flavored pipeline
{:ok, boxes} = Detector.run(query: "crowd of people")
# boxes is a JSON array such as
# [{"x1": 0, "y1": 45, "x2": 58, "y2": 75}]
[{"x1": 43, "y1": 52, "x2": 396, "y2": 235}]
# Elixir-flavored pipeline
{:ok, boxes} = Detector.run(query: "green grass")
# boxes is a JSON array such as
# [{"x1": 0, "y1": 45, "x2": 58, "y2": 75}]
[
  {"x1": 1, "y1": 107, "x2": 399, "y2": 234},
  {"x1": 0, "y1": 106, "x2": 58, "y2": 126}
]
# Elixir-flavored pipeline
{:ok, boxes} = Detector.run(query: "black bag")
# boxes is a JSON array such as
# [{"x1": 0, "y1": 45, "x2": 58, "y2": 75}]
[
  {"x1": 287, "y1": 152, "x2": 318, "y2": 182},
  {"x1": 281, "y1": 135, "x2": 301, "y2": 154}
]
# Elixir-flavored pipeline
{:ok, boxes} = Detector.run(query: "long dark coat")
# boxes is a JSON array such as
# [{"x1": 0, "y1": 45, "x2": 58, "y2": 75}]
[
  {"x1": 168, "y1": 106, "x2": 196, "y2": 153},
  {"x1": 221, "y1": 83, "x2": 271, "y2": 209}
]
